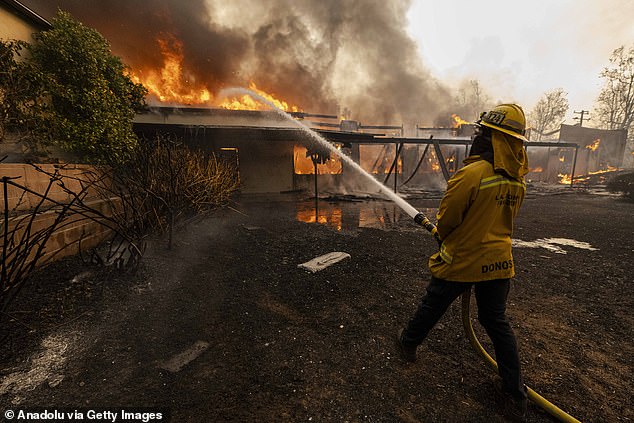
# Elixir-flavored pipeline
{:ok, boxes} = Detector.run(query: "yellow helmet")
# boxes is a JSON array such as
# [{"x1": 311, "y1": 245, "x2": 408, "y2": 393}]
[{"x1": 478, "y1": 103, "x2": 527, "y2": 142}]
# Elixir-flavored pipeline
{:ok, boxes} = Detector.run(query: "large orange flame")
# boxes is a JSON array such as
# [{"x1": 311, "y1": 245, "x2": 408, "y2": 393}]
[
  {"x1": 129, "y1": 33, "x2": 301, "y2": 111},
  {"x1": 129, "y1": 34, "x2": 211, "y2": 104}
]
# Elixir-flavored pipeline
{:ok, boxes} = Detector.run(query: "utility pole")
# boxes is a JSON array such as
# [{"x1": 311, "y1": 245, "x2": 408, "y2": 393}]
[{"x1": 573, "y1": 110, "x2": 590, "y2": 127}]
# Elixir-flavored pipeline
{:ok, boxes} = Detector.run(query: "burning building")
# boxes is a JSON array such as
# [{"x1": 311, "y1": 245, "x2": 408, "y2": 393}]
[
  {"x1": 521, "y1": 124, "x2": 627, "y2": 186},
  {"x1": 131, "y1": 96, "x2": 487, "y2": 194},
  {"x1": 22, "y1": 0, "x2": 450, "y2": 125},
  {"x1": 559, "y1": 124, "x2": 627, "y2": 175},
  {"x1": 16, "y1": 0, "x2": 475, "y2": 193},
  {"x1": 15, "y1": 1, "x2": 590, "y2": 193}
]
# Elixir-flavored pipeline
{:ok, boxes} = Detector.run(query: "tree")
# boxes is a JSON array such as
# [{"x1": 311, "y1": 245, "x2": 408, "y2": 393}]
[
  {"x1": 455, "y1": 79, "x2": 490, "y2": 121},
  {"x1": 4, "y1": 11, "x2": 147, "y2": 163},
  {"x1": 595, "y1": 45, "x2": 634, "y2": 132},
  {"x1": 528, "y1": 88, "x2": 569, "y2": 140},
  {"x1": 434, "y1": 79, "x2": 492, "y2": 126},
  {"x1": 0, "y1": 40, "x2": 44, "y2": 148}
]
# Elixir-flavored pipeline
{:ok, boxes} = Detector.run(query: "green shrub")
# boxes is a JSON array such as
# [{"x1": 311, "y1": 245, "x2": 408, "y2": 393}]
[{"x1": 1, "y1": 12, "x2": 147, "y2": 163}]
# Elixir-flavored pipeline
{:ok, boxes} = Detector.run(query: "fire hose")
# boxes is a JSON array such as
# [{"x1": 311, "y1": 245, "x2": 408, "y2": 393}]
[{"x1": 413, "y1": 212, "x2": 582, "y2": 423}]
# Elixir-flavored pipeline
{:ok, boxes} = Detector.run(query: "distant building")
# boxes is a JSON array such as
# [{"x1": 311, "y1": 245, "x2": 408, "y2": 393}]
[
  {"x1": 0, "y1": 0, "x2": 51, "y2": 43},
  {"x1": 559, "y1": 124, "x2": 628, "y2": 173}
]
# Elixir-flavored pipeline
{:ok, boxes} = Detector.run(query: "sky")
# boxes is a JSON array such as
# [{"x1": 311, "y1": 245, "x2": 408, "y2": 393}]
[{"x1": 406, "y1": 0, "x2": 634, "y2": 123}]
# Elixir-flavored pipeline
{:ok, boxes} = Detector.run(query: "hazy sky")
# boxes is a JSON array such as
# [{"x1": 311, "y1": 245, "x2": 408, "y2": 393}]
[{"x1": 406, "y1": 0, "x2": 634, "y2": 123}]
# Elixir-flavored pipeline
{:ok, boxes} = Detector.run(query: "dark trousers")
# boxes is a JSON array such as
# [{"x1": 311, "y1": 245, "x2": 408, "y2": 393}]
[{"x1": 401, "y1": 276, "x2": 526, "y2": 400}]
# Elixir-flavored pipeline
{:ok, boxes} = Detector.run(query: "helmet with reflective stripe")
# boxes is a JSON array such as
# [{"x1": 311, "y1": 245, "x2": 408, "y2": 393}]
[{"x1": 478, "y1": 103, "x2": 527, "y2": 142}]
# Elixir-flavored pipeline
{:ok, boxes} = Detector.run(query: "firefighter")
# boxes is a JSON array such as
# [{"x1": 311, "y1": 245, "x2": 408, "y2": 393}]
[{"x1": 397, "y1": 104, "x2": 530, "y2": 420}]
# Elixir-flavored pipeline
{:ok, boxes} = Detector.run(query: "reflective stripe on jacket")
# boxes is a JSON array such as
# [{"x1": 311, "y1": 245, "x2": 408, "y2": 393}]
[{"x1": 428, "y1": 158, "x2": 525, "y2": 282}]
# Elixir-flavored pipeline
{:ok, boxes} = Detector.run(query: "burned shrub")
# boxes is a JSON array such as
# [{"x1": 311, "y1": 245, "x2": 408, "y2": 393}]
[
  {"x1": 114, "y1": 136, "x2": 240, "y2": 246},
  {"x1": 0, "y1": 140, "x2": 239, "y2": 315},
  {"x1": 607, "y1": 171, "x2": 634, "y2": 200}
]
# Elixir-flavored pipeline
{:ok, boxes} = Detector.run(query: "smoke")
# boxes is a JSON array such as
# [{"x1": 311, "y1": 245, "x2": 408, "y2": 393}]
[{"x1": 23, "y1": 0, "x2": 450, "y2": 124}]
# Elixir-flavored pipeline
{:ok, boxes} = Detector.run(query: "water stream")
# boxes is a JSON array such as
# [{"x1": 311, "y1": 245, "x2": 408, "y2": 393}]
[{"x1": 218, "y1": 88, "x2": 420, "y2": 219}]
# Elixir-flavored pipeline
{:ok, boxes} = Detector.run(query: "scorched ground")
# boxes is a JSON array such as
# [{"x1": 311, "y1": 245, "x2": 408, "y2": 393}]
[{"x1": 0, "y1": 190, "x2": 632, "y2": 422}]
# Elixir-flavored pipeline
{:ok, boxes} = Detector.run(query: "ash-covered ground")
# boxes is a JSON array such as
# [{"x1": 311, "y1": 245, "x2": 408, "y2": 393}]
[{"x1": 1, "y1": 189, "x2": 632, "y2": 422}]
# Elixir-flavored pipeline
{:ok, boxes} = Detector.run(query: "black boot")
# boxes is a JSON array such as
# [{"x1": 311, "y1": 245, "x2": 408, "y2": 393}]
[
  {"x1": 396, "y1": 329, "x2": 417, "y2": 363},
  {"x1": 494, "y1": 377, "x2": 527, "y2": 422}
]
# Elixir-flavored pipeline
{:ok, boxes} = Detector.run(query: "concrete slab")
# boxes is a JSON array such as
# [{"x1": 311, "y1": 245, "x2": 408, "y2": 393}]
[
  {"x1": 158, "y1": 341, "x2": 210, "y2": 373},
  {"x1": 298, "y1": 252, "x2": 351, "y2": 273}
]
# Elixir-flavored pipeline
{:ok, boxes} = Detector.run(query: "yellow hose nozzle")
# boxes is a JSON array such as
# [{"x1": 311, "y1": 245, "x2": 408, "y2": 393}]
[{"x1": 414, "y1": 212, "x2": 442, "y2": 246}]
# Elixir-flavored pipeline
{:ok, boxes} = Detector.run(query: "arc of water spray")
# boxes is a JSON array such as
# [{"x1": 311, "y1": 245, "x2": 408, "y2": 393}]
[{"x1": 218, "y1": 88, "x2": 440, "y2": 243}]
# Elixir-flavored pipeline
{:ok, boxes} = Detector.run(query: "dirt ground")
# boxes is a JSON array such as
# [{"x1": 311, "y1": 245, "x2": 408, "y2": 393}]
[{"x1": 0, "y1": 189, "x2": 632, "y2": 422}]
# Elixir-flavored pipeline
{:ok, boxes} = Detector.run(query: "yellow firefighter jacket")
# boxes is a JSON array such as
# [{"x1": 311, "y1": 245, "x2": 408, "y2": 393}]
[{"x1": 428, "y1": 132, "x2": 527, "y2": 282}]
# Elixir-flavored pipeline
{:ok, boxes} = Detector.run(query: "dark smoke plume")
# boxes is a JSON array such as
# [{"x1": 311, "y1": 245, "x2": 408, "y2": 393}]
[{"x1": 22, "y1": 0, "x2": 450, "y2": 124}]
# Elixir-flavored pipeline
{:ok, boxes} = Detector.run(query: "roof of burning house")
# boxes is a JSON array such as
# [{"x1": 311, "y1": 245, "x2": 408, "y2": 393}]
[
  {"x1": 134, "y1": 106, "x2": 582, "y2": 147},
  {"x1": 133, "y1": 122, "x2": 379, "y2": 146}
]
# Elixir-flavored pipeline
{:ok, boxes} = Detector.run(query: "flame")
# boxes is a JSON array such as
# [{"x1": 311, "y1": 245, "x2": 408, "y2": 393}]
[
  {"x1": 587, "y1": 166, "x2": 619, "y2": 175},
  {"x1": 558, "y1": 166, "x2": 619, "y2": 184},
  {"x1": 559, "y1": 156, "x2": 565, "y2": 162},
  {"x1": 380, "y1": 157, "x2": 404, "y2": 174},
  {"x1": 219, "y1": 81, "x2": 301, "y2": 112},
  {"x1": 293, "y1": 145, "x2": 342, "y2": 175},
  {"x1": 129, "y1": 34, "x2": 212, "y2": 105},
  {"x1": 558, "y1": 173, "x2": 572, "y2": 184},
  {"x1": 530, "y1": 167, "x2": 543, "y2": 173},
  {"x1": 585, "y1": 139, "x2": 601, "y2": 151},
  {"x1": 128, "y1": 33, "x2": 301, "y2": 111},
  {"x1": 428, "y1": 149, "x2": 441, "y2": 171},
  {"x1": 451, "y1": 114, "x2": 470, "y2": 128}
]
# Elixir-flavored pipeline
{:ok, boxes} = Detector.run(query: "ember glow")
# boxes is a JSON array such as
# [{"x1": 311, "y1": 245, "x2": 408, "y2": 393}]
[{"x1": 530, "y1": 167, "x2": 544, "y2": 173}]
